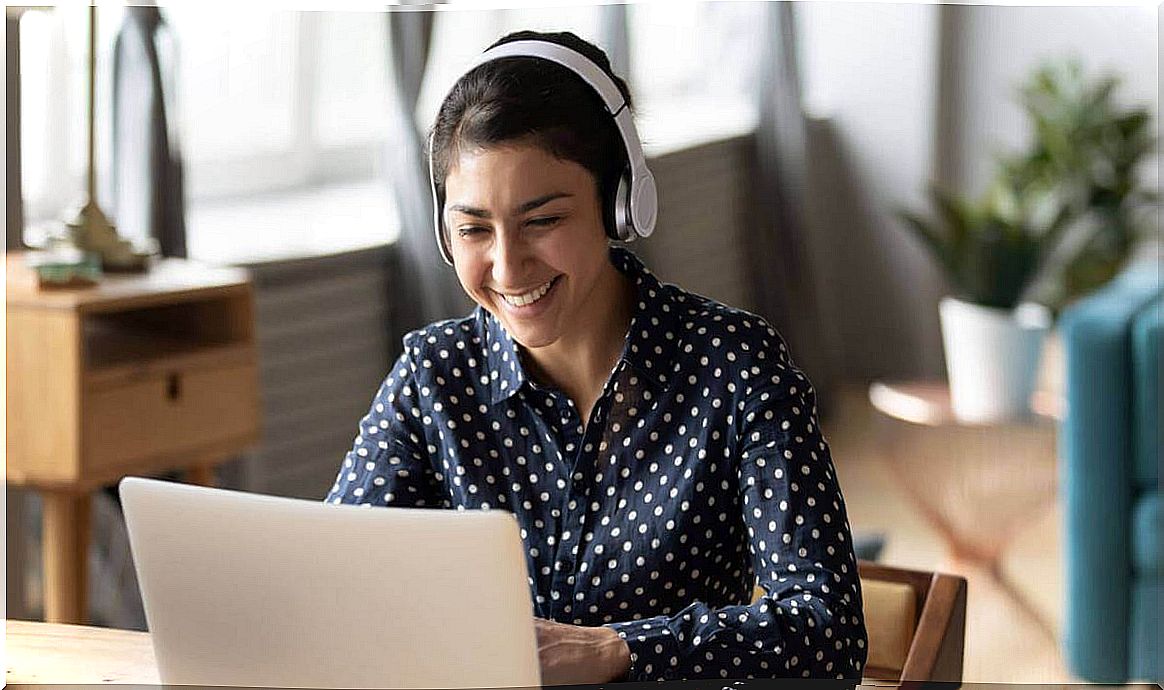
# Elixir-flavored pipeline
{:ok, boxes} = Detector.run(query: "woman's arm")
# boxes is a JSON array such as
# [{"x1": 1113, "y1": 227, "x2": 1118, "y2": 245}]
[
  {"x1": 605, "y1": 332, "x2": 868, "y2": 680},
  {"x1": 325, "y1": 344, "x2": 445, "y2": 507}
]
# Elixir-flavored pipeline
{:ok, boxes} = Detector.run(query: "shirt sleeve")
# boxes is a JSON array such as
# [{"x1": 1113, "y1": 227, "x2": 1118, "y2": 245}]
[
  {"x1": 324, "y1": 347, "x2": 446, "y2": 508},
  {"x1": 606, "y1": 335, "x2": 868, "y2": 680}
]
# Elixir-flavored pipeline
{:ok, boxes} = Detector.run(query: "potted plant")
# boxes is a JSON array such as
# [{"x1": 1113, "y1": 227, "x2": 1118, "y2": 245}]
[
  {"x1": 1011, "y1": 60, "x2": 1157, "y2": 308},
  {"x1": 900, "y1": 59, "x2": 1155, "y2": 423},
  {"x1": 900, "y1": 176, "x2": 1065, "y2": 423}
]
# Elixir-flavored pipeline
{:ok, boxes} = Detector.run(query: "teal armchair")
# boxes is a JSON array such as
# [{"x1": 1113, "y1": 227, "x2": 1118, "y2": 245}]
[{"x1": 1059, "y1": 264, "x2": 1161, "y2": 682}]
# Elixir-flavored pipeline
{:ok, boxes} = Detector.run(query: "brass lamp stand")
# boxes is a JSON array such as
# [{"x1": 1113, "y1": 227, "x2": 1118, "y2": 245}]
[{"x1": 62, "y1": 4, "x2": 151, "y2": 273}]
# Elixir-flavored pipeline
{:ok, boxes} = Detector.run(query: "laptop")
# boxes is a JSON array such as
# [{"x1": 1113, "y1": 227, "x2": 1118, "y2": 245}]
[{"x1": 119, "y1": 477, "x2": 541, "y2": 689}]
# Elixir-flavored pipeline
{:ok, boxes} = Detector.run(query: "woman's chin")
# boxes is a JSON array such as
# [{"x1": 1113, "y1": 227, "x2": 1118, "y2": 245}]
[
  {"x1": 505, "y1": 323, "x2": 561, "y2": 351},
  {"x1": 478, "y1": 299, "x2": 558, "y2": 348},
  {"x1": 488, "y1": 283, "x2": 565, "y2": 347}
]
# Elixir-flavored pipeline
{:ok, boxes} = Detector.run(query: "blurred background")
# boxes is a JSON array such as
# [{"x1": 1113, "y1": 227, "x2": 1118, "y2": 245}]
[{"x1": 5, "y1": 0, "x2": 1160, "y2": 683}]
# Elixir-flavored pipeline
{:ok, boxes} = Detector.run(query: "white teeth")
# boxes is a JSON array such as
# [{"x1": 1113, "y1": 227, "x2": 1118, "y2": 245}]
[{"x1": 502, "y1": 278, "x2": 554, "y2": 307}]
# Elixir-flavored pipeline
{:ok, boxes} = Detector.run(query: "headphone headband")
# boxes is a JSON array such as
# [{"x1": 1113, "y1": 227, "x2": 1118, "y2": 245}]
[{"x1": 429, "y1": 38, "x2": 657, "y2": 266}]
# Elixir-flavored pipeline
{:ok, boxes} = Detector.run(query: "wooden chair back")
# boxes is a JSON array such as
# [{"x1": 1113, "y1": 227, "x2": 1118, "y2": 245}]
[{"x1": 752, "y1": 560, "x2": 966, "y2": 681}]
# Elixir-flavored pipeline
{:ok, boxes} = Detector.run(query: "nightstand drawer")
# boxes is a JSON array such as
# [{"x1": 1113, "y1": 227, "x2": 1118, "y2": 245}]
[{"x1": 82, "y1": 362, "x2": 259, "y2": 475}]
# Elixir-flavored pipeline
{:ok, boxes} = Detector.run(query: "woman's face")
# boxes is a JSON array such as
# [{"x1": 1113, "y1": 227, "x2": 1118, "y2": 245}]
[{"x1": 444, "y1": 141, "x2": 612, "y2": 351}]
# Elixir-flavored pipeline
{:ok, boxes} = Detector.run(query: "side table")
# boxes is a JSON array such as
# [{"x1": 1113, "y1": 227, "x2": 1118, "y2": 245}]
[
  {"x1": 6, "y1": 254, "x2": 261, "y2": 624},
  {"x1": 868, "y1": 381, "x2": 1060, "y2": 640}
]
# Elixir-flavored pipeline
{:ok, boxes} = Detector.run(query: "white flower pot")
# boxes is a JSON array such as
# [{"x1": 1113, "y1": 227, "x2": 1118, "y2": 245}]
[{"x1": 939, "y1": 296, "x2": 1052, "y2": 424}]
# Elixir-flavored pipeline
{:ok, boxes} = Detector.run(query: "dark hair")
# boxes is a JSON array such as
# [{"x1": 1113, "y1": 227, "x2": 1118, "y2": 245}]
[{"x1": 428, "y1": 30, "x2": 634, "y2": 239}]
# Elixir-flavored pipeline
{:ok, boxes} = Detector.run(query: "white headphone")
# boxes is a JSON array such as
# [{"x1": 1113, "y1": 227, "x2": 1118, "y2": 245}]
[{"x1": 428, "y1": 39, "x2": 658, "y2": 266}]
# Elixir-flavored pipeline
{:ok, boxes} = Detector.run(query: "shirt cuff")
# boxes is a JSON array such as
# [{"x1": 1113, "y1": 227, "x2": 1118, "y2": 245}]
[{"x1": 605, "y1": 615, "x2": 682, "y2": 681}]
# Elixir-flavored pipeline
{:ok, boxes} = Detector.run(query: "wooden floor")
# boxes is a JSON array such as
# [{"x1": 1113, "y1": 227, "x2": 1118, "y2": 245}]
[{"x1": 826, "y1": 385, "x2": 1077, "y2": 683}]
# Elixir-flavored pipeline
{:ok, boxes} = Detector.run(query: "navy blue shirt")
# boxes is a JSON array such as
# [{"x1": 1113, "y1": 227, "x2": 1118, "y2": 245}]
[{"x1": 326, "y1": 247, "x2": 868, "y2": 679}]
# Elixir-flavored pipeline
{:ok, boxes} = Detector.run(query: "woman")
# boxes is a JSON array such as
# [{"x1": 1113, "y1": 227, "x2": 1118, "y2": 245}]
[{"x1": 327, "y1": 30, "x2": 868, "y2": 683}]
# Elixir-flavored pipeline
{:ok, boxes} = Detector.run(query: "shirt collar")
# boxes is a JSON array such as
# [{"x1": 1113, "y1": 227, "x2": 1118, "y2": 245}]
[
  {"x1": 611, "y1": 247, "x2": 682, "y2": 391},
  {"x1": 481, "y1": 246, "x2": 681, "y2": 405},
  {"x1": 479, "y1": 306, "x2": 527, "y2": 405}
]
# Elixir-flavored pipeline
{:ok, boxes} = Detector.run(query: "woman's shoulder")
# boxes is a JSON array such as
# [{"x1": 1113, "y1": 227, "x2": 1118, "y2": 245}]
[
  {"x1": 666, "y1": 285, "x2": 814, "y2": 412},
  {"x1": 400, "y1": 312, "x2": 479, "y2": 353},
  {"x1": 662, "y1": 281, "x2": 790, "y2": 362},
  {"x1": 394, "y1": 310, "x2": 491, "y2": 379},
  {"x1": 618, "y1": 247, "x2": 785, "y2": 356}
]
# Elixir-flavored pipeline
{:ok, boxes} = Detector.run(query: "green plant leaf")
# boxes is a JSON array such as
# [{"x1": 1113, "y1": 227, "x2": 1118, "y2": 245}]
[
  {"x1": 898, "y1": 57, "x2": 1153, "y2": 311},
  {"x1": 896, "y1": 209, "x2": 960, "y2": 285},
  {"x1": 929, "y1": 184, "x2": 976, "y2": 257}
]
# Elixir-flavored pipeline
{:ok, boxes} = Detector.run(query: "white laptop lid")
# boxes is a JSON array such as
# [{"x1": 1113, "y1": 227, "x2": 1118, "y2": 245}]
[{"x1": 120, "y1": 477, "x2": 541, "y2": 689}]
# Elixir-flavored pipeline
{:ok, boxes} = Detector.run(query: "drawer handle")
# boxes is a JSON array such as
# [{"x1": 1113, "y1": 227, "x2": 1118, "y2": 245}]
[{"x1": 166, "y1": 373, "x2": 182, "y2": 402}]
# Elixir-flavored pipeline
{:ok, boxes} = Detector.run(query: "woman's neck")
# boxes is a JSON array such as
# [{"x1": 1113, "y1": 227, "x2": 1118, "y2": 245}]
[{"x1": 522, "y1": 262, "x2": 635, "y2": 423}]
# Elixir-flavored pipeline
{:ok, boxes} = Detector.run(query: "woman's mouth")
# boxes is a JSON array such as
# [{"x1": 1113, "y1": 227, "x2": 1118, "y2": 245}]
[{"x1": 496, "y1": 276, "x2": 561, "y2": 312}]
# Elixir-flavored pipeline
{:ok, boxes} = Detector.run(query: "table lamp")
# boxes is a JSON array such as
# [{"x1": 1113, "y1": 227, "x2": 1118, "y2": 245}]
[{"x1": 62, "y1": 3, "x2": 152, "y2": 272}]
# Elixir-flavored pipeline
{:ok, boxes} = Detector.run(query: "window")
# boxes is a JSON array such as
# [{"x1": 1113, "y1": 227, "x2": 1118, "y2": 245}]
[
  {"x1": 164, "y1": 8, "x2": 393, "y2": 200},
  {"x1": 17, "y1": 2, "x2": 768, "y2": 264},
  {"x1": 627, "y1": 1, "x2": 765, "y2": 155},
  {"x1": 19, "y1": 5, "x2": 105, "y2": 230},
  {"x1": 19, "y1": 7, "x2": 397, "y2": 263},
  {"x1": 419, "y1": 1, "x2": 766, "y2": 157},
  {"x1": 164, "y1": 9, "x2": 397, "y2": 263}
]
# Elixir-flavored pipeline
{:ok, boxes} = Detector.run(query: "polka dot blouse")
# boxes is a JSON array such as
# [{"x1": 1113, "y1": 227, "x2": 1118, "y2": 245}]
[{"x1": 326, "y1": 247, "x2": 868, "y2": 680}]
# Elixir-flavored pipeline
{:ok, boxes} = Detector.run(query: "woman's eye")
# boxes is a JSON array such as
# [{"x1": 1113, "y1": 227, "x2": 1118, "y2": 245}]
[
  {"x1": 527, "y1": 216, "x2": 561, "y2": 228},
  {"x1": 456, "y1": 226, "x2": 486, "y2": 238}
]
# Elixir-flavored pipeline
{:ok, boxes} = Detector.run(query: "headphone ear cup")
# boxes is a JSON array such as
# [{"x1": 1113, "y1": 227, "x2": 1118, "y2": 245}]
[
  {"x1": 611, "y1": 171, "x2": 635, "y2": 242},
  {"x1": 601, "y1": 171, "x2": 620, "y2": 241}
]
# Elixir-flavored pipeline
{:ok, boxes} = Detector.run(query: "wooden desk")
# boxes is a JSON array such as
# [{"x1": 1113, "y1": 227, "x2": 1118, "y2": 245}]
[
  {"x1": 12, "y1": 620, "x2": 904, "y2": 687},
  {"x1": 6, "y1": 255, "x2": 261, "y2": 623},
  {"x1": 5, "y1": 619, "x2": 158, "y2": 684},
  {"x1": 7, "y1": 620, "x2": 1158, "y2": 688}
]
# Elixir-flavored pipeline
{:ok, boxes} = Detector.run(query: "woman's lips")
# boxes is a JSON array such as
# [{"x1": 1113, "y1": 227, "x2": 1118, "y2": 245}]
[{"x1": 496, "y1": 275, "x2": 561, "y2": 317}]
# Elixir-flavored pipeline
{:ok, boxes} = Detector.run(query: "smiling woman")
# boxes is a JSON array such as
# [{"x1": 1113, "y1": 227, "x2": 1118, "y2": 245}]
[
  {"x1": 444, "y1": 143, "x2": 632, "y2": 422},
  {"x1": 326, "y1": 30, "x2": 868, "y2": 683}
]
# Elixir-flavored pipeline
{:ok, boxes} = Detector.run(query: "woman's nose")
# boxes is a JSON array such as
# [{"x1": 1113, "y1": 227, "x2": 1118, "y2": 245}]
[{"x1": 490, "y1": 230, "x2": 530, "y2": 287}]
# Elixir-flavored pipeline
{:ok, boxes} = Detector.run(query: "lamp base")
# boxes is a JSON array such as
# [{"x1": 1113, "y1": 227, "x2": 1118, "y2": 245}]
[{"x1": 64, "y1": 199, "x2": 153, "y2": 273}]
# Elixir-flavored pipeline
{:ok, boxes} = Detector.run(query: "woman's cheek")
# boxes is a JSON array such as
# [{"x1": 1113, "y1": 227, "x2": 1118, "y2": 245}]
[{"x1": 452, "y1": 261, "x2": 487, "y2": 305}]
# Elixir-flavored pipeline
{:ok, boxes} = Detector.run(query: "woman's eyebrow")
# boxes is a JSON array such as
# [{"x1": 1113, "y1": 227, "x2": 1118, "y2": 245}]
[{"x1": 448, "y1": 192, "x2": 573, "y2": 219}]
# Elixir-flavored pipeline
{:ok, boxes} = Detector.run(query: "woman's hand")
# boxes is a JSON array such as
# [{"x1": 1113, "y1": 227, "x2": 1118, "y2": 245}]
[{"x1": 534, "y1": 618, "x2": 631, "y2": 685}]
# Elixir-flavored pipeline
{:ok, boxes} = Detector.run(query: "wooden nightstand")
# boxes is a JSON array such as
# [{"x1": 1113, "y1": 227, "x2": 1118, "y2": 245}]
[{"x1": 5, "y1": 254, "x2": 261, "y2": 624}]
